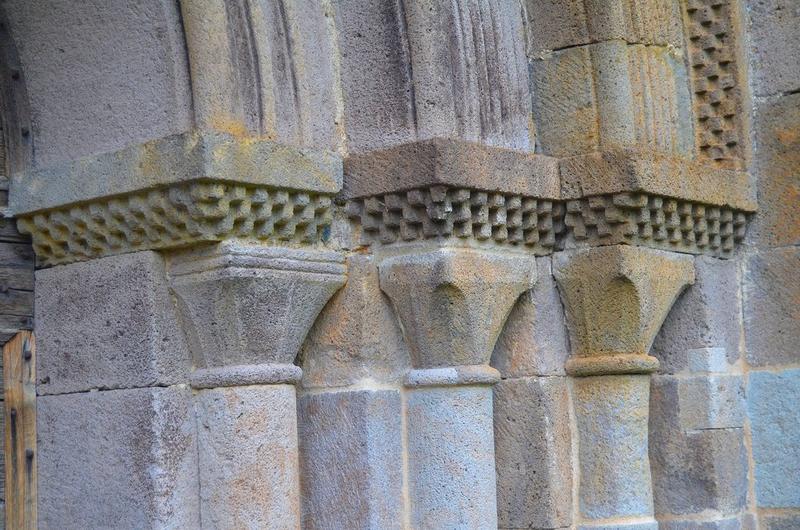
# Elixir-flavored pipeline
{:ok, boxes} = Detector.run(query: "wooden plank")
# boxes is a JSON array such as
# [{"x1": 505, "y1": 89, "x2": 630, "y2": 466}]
[
  {"x1": 3, "y1": 331, "x2": 36, "y2": 530},
  {"x1": 0, "y1": 290, "x2": 33, "y2": 318}
]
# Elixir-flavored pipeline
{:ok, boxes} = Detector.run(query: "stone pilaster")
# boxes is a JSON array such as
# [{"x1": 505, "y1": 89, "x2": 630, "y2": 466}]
[
  {"x1": 169, "y1": 241, "x2": 345, "y2": 528},
  {"x1": 379, "y1": 247, "x2": 534, "y2": 528},
  {"x1": 554, "y1": 245, "x2": 694, "y2": 530}
]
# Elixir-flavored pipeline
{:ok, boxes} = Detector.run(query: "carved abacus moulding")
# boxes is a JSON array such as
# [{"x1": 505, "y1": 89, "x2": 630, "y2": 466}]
[{"x1": 18, "y1": 180, "x2": 334, "y2": 267}]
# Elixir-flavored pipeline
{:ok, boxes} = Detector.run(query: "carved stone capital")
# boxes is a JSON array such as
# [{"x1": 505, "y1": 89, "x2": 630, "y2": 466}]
[
  {"x1": 378, "y1": 247, "x2": 535, "y2": 370},
  {"x1": 168, "y1": 242, "x2": 345, "y2": 384},
  {"x1": 553, "y1": 245, "x2": 694, "y2": 376}
]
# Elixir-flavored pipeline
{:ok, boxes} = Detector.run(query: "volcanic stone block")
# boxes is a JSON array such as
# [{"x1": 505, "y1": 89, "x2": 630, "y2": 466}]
[
  {"x1": 492, "y1": 256, "x2": 569, "y2": 377},
  {"x1": 35, "y1": 251, "x2": 190, "y2": 394},
  {"x1": 658, "y1": 517, "x2": 743, "y2": 530},
  {"x1": 747, "y1": 369, "x2": 800, "y2": 508},
  {"x1": 650, "y1": 376, "x2": 748, "y2": 516},
  {"x1": 653, "y1": 256, "x2": 742, "y2": 373},
  {"x1": 743, "y1": 247, "x2": 800, "y2": 367},
  {"x1": 759, "y1": 512, "x2": 800, "y2": 530},
  {"x1": 493, "y1": 376, "x2": 573, "y2": 529},
  {"x1": 573, "y1": 375, "x2": 654, "y2": 520},
  {"x1": 745, "y1": 0, "x2": 800, "y2": 96},
  {"x1": 298, "y1": 389, "x2": 404, "y2": 529},
  {"x1": 194, "y1": 384, "x2": 301, "y2": 529},
  {"x1": 4, "y1": 0, "x2": 192, "y2": 167},
  {"x1": 37, "y1": 386, "x2": 199, "y2": 529},
  {"x1": 406, "y1": 385, "x2": 497, "y2": 528},
  {"x1": 677, "y1": 375, "x2": 745, "y2": 431},
  {"x1": 746, "y1": 92, "x2": 800, "y2": 247}
]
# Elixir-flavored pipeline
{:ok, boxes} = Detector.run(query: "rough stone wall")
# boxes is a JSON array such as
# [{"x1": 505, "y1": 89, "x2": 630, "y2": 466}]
[{"x1": 0, "y1": 1, "x2": 793, "y2": 529}]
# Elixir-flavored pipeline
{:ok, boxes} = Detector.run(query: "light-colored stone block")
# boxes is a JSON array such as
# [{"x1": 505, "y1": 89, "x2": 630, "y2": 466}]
[
  {"x1": 37, "y1": 386, "x2": 198, "y2": 529},
  {"x1": 35, "y1": 251, "x2": 189, "y2": 394},
  {"x1": 677, "y1": 375, "x2": 745, "y2": 431},
  {"x1": 493, "y1": 376, "x2": 573, "y2": 529},
  {"x1": 298, "y1": 390, "x2": 404, "y2": 529},
  {"x1": 195, "y1": 384, "x2": 301, "y2": 529}
]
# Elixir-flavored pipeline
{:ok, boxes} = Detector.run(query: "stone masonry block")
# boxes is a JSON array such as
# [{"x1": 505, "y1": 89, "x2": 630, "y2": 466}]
[
  {"x1": 492, "y1": 256, "x2": 569, "y2": 377},
  {"x1": 35, "y1": 251, "x2": 190, "y2": 394},
  {"x1": 650, "y1": 376, "x2": 748, "y2": 516},
  {"x1": 743, "y1": 247, "x2": 800, "y2": 367},
  {"x1": 494, "y1": 376, "x2": 573, "y2": 529},
  {"x1": 745, "y1": 0, "x2": 800, "y2": 96},
  {"x1": 653, "y1": 254, "x2": 742, "y2": 374},
  {"x1": 759, "y1": 512, "x2": 800, "y2": 530},
  {"x1": 658, "y1": 517, "x2": 743, "y2": 530},
  {"x1": 37, "y1": 386, "x2": 198, "y2": 529},
  {"x1": 677, "y1": 375, "x2": 745, "y2": 431},
  {"x1": 746, "y1": 92, "x2": 800, "y2": 247},
  {"x1": 298, "y1": 389, "x2": 404, "y2": 529},
  {"x1": 195, "y1": 384, "x2": 301, "y2": 528},
  {"x1": 747, "y1": 369, "x2": 800, "y2": 508}
]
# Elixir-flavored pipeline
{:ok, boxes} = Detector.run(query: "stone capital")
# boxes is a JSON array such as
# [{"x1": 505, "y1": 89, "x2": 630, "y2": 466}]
[
  {"x1": 378, "y1": 247, "x2": 535, "y2": 371},
  {"x1": 553, "y1": 245, "x2": 694, "y2": 376},
  {"x1": 168, "y1": 241, "x2": 345, "y2": 385}
]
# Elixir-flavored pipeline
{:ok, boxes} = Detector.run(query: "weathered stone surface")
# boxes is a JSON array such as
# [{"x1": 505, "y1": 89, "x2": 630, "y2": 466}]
[
  {"x1": 37, "y1": 386, "x2": 198, "y2": 529},
  {"x1": 194, "y1": 384, "x2": 300, "y2": 529},
  {"x1": 650, "y1": 376, "x2": 748, "y2": 516},
  {"x1": 11, "y1": 130, "x2": 342, "y2": 216},
  {"x1": 492, "y1": 256, "x2": 570, "y2": 377},
  {"x1": 170, "y1": 243, "x2": 345, "y2": 369},
  {"x1": 657, "y1": 517, "x2": 743, "y2": 530},
  {"x1": 759, "y1": 512, "x2": 800, "y2": 530},
  {"x1": 406, "y1": 385, "x2": 497, "y2": 528},
  {"x1": 4, "y1": 0, "x2": 192, "y2": 167},
  {"x1": 746, "y1": 92, "x2": 800, "y2": 247},
  {"x1": 35, "y1": 251, "x2": 189, "y2": 395},
  {"x1": 676, "y1": 375, "x2": 745, "y2": 431},
  {"x1": 745, "y1": 0, "x2": 800, "y2": 96},
  {"x1": 300, "y1": 255, "x2": 409, "y2": 389},
  {"x1": 747, "y1": 369, "x2": 800, "y2": 508},
  {"x1": 653, "y1": 256, "x2": 742, "y2": 374},
  {"x1": 298, "y1": 390, "x2": 403, "y2": 529},
  {"x1": 573, "y1": 375, "x2": 655, "y2": 520},
  {"x1": 577, "y1": 523, "x2": 657, "y2": 530},
  {"x1": 743, "y1": 247, "x2": 800, "y2": 367},
  {"x1": 493, "y1": 376, "x2": 573, "y2": 529},
  {"x1": 342, "y1": 139, "x2": 559, "y2": 200},
  {"x1": 554, "y1": 245, "x2": 694, "y2": 367},
  {"x1": 379, "y1": 247, "x2": 535, "y2": 368}
]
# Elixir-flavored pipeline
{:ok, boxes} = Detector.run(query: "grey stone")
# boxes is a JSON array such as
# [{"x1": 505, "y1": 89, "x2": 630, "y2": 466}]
[
  {"x1": 743, "y1": 247, "x2": 800, "y2": 367},
  {"x1": 298, "y1": 390, "x2": 404, "y2": 529},
  {"x1": 577, "y1": 521, "x2": 657, "y2": 530},
  {"x1": 747, "y1": 369, "x2": 800, "y2": 508},
  {"x1": 657, "y1": 516, "x2": 742, "y2": 530},
  {"x1": 493, "y1": 376, "x2": 573, "y2": 529},
  {"x1": 406, "y1": 385, "x2": 497, "y2": 529},
  {"x1": 170, "y1": 243, "x2": 346, "y2": 369},
  {"x1": 745, "y1": 0, "x2": 800, "y2": 96},
  {"x1": 4, "y1": 0, "x2": 192, "y2": 168},
  {"x1": 746, "y1": 92, "x2": 800, "y2": 247},
  {"x1": 35, "y1": 251, "x2": 190, "y2": 395},
  {"x1": 573, "y1": 374, "x2": 655, "y2": 520},
  {"x1": 194, "y1": 384, "x2": 301, "y2": 529},
  {"x1": 650, "y1": 376, "x2": 748, "y2": 516},
  {"x1": 37, "y1": 386, "x2": 199, "y2": 529},
  {"x1": 653, "y1": 256, "x2": 743, "y2": 374},
  {"x1": 676, "y1": 375, "x2": 745, "y2": 431},
  {"x1": 686, "y1": 347, "x2": 729, "y2": 374},
  {"x1": 492, "y1": 256, "x2": 570, "y2": 377},
  {"x1": 300, "y1": 254, "x2": 409, "y2": 389},
  {"x1": 759, "y1": 512, "x2": 800, "y2": 530}
]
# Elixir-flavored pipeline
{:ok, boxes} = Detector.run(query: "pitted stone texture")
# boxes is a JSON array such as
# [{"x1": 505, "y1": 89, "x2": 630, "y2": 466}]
[
  {"x1": 650, "y1": 376, "x2": 748, "y2": 516},
  {"x1": 195, "y1": 384, "x2": 301, "y2": 529},
  {"x1": 577, "y1": 523, "x2": 657, "y2": 530},
  {"x1": 759, "y1": 513, "x2": 800, "y2": 530},
  {"x1": 676, "y1": 375, "x2": 745, "y2": 431},
  {"x1": 3, "y1": 0, "x2": 192, "y2": 167},
  {"x1": 653, "y1": 256, "x2": 742, "y2": 374},
  {"x1": 747, "y1": 369, "x2": 800, "y2": 508},
  {"x1": 745, "y1": 0, "x2": 800, "y2": 96},
  {"x1": 298, "y1": 390, "x2": 403, "y2": 529},
  {"x1": 406, "y1": 385, "x2": 497, "y2": 529},
  {"x1": 37, "y1": 386, "x2": 198, "y2": 529},
  {"x1": 379, "y1": 247, "x2": 535, "y2": 368},
  {"x1": 573, "y1": 375, "x2": 655, "y2": 520},
  {"x1": 494, "y1": 376, "x2": 573, "y2": 529},
  {"x1": 35, "y1": 251, "x2": 189, "y2": 395},
  {"x1": 554, "y1": 245, "x2": 694, "y2": 362},
  {"x1": 300, "y1": 254, "x2": 409, "y2": 389},
  {"x1": 492, "y1": 256, "x2": 570, "y2": 377},
  {"x1": 657, "y1": 517, "x2": 743, "y2": 530},
  {"x1": 743, "y1": 247, "x2": 800, "y2": 367},
  {"x1": 746, "y1": 92, "x2": 800, "y2": 247},
  {"x1": 170, "y1": 243, "x2": 345, "y2": 369}
]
